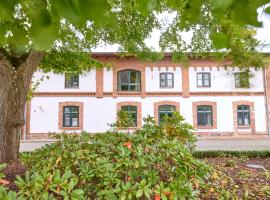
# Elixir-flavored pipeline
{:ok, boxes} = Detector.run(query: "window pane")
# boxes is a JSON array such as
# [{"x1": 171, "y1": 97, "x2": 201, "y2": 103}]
[
  {"x1": 120, "y1": 85, "x2": 129, "y2": 91},
  {"x1": 160, "y1": 73, "x2": 166, "y2": 80},
  {"x1": 205, "y1": 113, "x2": 212, "y2": 125},
  {"x1": 197, "y1": 73, "x2": 203, "y2": 80},
  {"x1": 130, "y1": 71, "x2": 138, "y2": 83},
  {"x1": 204, "y1": 73, "x2": 210, "y2": 80},
  {"x1": 167, "y1": 73, "x2": 173, "y2": 79},
  {"x1": 64, "y1": 107, "x2": 71, "y2": 113},
  {"x1": 64, "y1": 114, "x2": 71, "y2": 127},
  {"x1": 197, "y1": 113, "x2": 205, "y2": 126},
  {"x1": 243, "y1": 112, "x2": 250, "y2": 125},
  {"x1": 160, "y1": 79, "x2": 166, "y2": 87},
  {"x1": 204, "y1": 78, "x2": 210, "y2": 86},
  {"x1": 129, "y1": 85, "x2": 136, "y2": 91},
  {"x1": 72, "y1": 118, "x2": 79, "y2": 127},
  {"x1": 238, "y1": 113, "x2": 244, "y2": 125},
  {"x1": 119, "y1": 71, "x2": 129, "y2": 83},
  {"x1": 167, "y1": 79, "x2": 173, "y2": 87},
  {"x1": 197, "y1": 79, "x2": 203, "y2": 86}
]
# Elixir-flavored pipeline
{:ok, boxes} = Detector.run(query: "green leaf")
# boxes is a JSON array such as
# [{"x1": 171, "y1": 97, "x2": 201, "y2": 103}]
[
  {"x1": 211, "y1": 32, "x2": 228, "y2": 49},
  {"x1": 0, "y1": 1, "x2": 17, "y2": 21},
  {"x1": 31, "y1": 8, "x2": 58, "y2": 50},
  {"x1": 71, "y1": 189, "x2": 84, "y2": 198},
  {"x1": 265, "y1": 6, "x2": 270, "y2": 14},
  {"x1": 213, "y1": 0, "x2": 235, "y2": 9},
  {"x1": 136, "y1": 189, "x2": 143, "y2": 198}
]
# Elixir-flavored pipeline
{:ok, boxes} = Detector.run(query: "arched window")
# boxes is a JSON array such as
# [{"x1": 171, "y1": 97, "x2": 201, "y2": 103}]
[
  {"x1": 118, "y1": 70, "x2": 141, "y2": 91},
  {"x1": 158, "y1": 105, "x2": 176, "y2": 124},
  {"x1": 237, "y1": 105, "x2": 250, "y2": 126}
]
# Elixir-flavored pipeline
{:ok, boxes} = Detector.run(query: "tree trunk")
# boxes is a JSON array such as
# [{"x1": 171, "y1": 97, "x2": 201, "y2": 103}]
[{"x1": 0, "y1": 51, "x2": 44, "y2": 163}]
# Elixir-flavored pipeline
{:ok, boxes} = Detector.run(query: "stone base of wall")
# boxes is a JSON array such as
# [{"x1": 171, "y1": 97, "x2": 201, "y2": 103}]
[
  {"x1": 195, "y1": 132, "x2": 269, "y2": 140},
  {"x1": 26, "y1": 133, "x2": 52, "y2": 140},
  {"x1": 23, "y1": 132, "x2": 269, "y2": 141}
]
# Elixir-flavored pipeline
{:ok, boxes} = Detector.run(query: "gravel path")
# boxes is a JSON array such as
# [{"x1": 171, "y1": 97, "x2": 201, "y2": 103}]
[{"x1": 19, "y1": 138, "x2": 270, "y2": 152}]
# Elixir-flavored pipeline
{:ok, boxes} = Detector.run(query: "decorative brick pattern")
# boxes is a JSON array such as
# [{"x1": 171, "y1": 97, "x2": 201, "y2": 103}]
[
  {"x1": 232, "y1": 101, "x2": 255, "y2": 134},
  {"x1": 192, "y1": 101, "x2": 217, "y2": 129},
  {"x1": 96, "y1": 68, "x2": 104, "y2": 98},
  {"x1": 182, "y1": 68, "x2": 190, "y2": 97},
  {"x1": 154, "y1": 101, "x2": 180, "y2": 123},
  {"x1": 34, "y1": 92, "x2": 96, "y2": 96},
  {"x1": 58, "y1": 102, "x2": 84, "y2": 130},
  {"x1": 33, "y1": 91, "x2": 264, "y2": 97},
  {"x1": 116, "y1": 101, "x2": 142, "y2": 128}
]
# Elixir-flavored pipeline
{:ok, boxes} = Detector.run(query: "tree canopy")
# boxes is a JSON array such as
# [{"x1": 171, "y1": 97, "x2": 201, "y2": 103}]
[{"x1": 0, "y1": 0, "x2": 269, "y2": 71}]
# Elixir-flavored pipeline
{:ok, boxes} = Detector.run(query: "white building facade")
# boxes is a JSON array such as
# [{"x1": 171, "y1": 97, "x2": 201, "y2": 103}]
[{"x1": 23, "y1": 53, "x2": 270, "y2": 139}]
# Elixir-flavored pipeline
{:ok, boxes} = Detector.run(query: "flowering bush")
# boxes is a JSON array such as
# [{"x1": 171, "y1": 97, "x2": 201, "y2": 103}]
[{"x1": 18, "y1": 114, "x2": 209, "y2": 199}]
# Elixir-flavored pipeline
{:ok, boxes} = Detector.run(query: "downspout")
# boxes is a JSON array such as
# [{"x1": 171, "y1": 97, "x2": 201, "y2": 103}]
[{"x1": 263, "y1": 67, "x2": 270, "y2": 136}]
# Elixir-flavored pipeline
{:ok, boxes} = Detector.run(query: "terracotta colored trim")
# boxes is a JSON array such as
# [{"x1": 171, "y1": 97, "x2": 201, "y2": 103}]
[
  {"x1": 192, "y1": 101, "x2": 217, "y2": 129},
  {"x1": 190, "y1": 92, "x2": 264, "y2": 96},
  {"x1": 58, "y1": 102, "x2": 84, "y2": 130},
  {"x1": 232, "y1": 101, "x2": 255, "y2": 134},
  {"x1": 93, "y1": 55, "x2": 231, "y2": 68},
  {"x1": 146, "y1": 92, "x2": 183, "y2": 96},
  {"x1": 34, "y1": 92, "x2": 96, "y2": 97},
  {"x1": 116, "y1": 101, "x2": 142, "y2": 128},
  {"x1": 96, "y1": 68, "x2": 104, "y2": 98},
  {"x1": 182, "y1": 68, "x2": 190, "y2": 97},
  {"x1": 33, "y1": 91, "x2": 264, "y2": 97},
  {"x1": 26, "y1": 101, "x2": 31, "y2": 135},
  {"x1": 113, "y1": 66, "x2": 146, "y2": 98},
  {"x1": 154, "y1": 101, "x2": 180, "y2": 123}
]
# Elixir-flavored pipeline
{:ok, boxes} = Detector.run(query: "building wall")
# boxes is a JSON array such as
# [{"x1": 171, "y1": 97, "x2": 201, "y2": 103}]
[
  {"x1": 25, "y1": 55, "x2": 269, "y2": 139},
  {"x1": 29, "y1": 96, "x2": 267, "y2": 134},
  {"x1": 189, "y1": 67, "x2": 264, "y2": 92},
  {"x1": 33, "y1": 70, "x2": 96, "y2": 92}
]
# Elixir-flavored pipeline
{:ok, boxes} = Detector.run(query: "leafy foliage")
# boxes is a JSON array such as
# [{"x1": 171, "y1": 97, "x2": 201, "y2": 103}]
[
  {"x1": 109, "y1": 110, "x2": 135, "y2": 133},
  {"x1": 18, "y1": 115, "x2": 209, "y2": 199},
  {"x1": 0, "y1": 0, "x2": 269, "y2": 69}
]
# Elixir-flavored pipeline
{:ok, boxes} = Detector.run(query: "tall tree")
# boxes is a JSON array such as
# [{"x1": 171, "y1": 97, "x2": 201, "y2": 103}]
[{"x1": 0, "y1": 0, "x2": 269, "y2": 162}]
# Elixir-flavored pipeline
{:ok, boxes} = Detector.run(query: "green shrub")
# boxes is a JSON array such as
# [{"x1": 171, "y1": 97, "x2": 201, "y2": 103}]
[
  {"x1": 0, "y1": 164, "x2": 17, "y2": 200},
  {"x1": 19, "y1": 114, "x2": 209, "y2": 199},
  {"x1": 193, "y1": 150, "x2": 270, "y2": 158}
]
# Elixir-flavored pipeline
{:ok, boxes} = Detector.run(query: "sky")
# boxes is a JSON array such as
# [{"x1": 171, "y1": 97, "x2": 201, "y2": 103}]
[{"x1": 93, "y1": 7, "x2": 270, "y2": 53}]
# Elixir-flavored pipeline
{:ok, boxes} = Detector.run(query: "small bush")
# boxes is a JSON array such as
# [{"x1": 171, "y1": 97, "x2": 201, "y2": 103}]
[
  {"x1": 193, "y1": 150, "x2": 270, "y2": 158},
  {"x1": 18, "y1": 114, "x2": 209, "y2": 199}
]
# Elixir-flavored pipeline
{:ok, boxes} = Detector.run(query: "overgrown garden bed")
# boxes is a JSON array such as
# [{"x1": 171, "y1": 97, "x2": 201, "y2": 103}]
[{"x1": 0, "y1": 114, "x2": 270, "y2": 199}]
